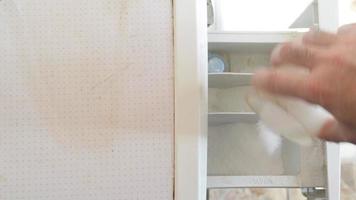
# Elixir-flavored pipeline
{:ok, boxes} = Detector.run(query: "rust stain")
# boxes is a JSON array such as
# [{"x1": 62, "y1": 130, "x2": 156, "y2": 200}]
[{"x1": 104, "y1": 0, "x2": 133, "y2": 33}]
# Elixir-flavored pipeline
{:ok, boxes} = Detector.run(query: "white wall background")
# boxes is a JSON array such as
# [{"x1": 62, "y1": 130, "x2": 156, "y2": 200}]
[
  {"x1": 0, "y1": 1, "x2": 174, "y2": 199},
  {"x1": 215, "y1": 0, "x2": 314, "y2": 31}
]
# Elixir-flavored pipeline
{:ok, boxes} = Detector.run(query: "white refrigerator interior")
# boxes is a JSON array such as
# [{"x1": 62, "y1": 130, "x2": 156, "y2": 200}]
[
  {"x1": 206, "y1": 0, "x2": 340, "y2": 199},
  {"x1": 0, "y1": 0, "x2": 174, "y2": 199}
]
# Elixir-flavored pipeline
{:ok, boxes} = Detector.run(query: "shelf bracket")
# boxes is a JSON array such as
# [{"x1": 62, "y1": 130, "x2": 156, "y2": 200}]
[
  {"x1": 289, "y1": 0, "x2": 318, "y2": 29},
  {"x1": 302, "y1": 187, "x2": 326, "y2": 200}
]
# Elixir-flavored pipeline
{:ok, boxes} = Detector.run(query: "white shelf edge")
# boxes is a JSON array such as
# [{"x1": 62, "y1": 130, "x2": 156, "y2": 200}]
[
  {"x1": 208, "y1": 112, "x2": 255, "y2": 114},
  {"x1": 208, "y1": 31, "x2": 305, "y2": 53},
  {"x1": 208, "y1": 30, "x2": 307, "y2": 34},
  {"x1": 208, "y1": 31, "x2": 302, "y2": 44},
  {"x1": 208, "y1": 73, "x2": 253, "y2": 88},
  {"x1": 208, "y1": 72, "x2": 253, "y2": 75},
  {"x1": 207, "y1": 175, "x2": 324, "y2": 188},
  {"x1": 208, "y1": 112, "x2": 258, "y2": 126}
]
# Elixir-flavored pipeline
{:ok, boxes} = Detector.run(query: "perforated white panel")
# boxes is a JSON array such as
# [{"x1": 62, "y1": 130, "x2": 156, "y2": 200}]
[{"x1": 0, "y1": 0, "x2": 174, "y2": 199}]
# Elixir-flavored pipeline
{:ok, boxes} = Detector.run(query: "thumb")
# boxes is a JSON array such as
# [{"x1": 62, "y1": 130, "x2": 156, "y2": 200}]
[{"x1": 318, "y1": 119, "x2": 356, "y2": 144}]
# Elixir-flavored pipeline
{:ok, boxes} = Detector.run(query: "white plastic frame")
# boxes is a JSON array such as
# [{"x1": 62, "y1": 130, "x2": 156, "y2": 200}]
[
  {"x1": 174, "y1": 0, "x2": 208, "y2": 200},
  {"x1": 318, "y1": 0, "x2": 341, "y2": 199}
]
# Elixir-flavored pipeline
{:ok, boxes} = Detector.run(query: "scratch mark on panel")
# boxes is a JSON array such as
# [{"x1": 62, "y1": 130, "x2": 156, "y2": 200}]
[{"x1": 90, "y1": 73, "x2": 116, "y2": 91}]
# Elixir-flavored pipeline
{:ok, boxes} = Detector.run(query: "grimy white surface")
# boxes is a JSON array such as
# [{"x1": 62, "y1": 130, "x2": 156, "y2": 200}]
[{"x1": 0, "y1": 0, "x2": 174, "y2": 199}]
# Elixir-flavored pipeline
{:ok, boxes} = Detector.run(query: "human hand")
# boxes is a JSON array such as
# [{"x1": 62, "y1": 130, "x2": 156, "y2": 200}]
[{"x1": 252, "y1": 24, "x2": 356, "y2": 144}]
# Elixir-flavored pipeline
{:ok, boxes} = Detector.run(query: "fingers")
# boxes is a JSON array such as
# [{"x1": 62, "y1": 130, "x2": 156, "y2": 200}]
[
  {"x1": 302, "y1": 30, "x2": 337, "y2": 46},
  {"x1": 252, "y1": 68, "x2": 318, "y2": 105},
  {"x1": 338, "y1": 23, "x2": 356, "y2": 35},
  {"x1": 270, "y1": 42, "x2": 323, "y2": 69},
  {"x1": 318, "y1": 119, "x2": 356, "y2": 144}
]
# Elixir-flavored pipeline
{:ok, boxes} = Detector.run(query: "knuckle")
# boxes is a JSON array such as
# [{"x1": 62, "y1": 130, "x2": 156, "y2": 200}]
[
  {"x1": 305, "y1": 78, "x2": 333, "y2": 107},
  {"x1": 302, "y1": 48, "x2": 316, "y2": 65},
  {"x1": 265, "y1": 71, "x2": 278, "y2": 91},
  {"x1": 262, "y1": 70, "x2": 284, "y2": 94},
  {"x1": 328, "y1": 52, "x2": 347, "y2": 66},
  {"x1": 279, "y1": 43, "x2": 293, "y2": 58},
  {"x1": 279, "y1": 42, "x2": 318, "y2": 66}
]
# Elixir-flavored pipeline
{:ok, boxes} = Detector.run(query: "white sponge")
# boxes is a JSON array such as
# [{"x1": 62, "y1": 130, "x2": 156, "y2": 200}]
[{"x1": 247, "y1": 68, "x2": 333, "y2": 146}]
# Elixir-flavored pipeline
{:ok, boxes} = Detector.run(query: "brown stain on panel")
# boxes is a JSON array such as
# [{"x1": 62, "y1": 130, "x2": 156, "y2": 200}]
[
  {"x1": 23, "y1": 0, "x2": 170, "y2": 150},
  {"x1": 0, "y1": 176, "x2": 6, "y2": 183},
  {"x1": 104, "y1": 0, "x2": 136, "y2": 33}
]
